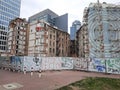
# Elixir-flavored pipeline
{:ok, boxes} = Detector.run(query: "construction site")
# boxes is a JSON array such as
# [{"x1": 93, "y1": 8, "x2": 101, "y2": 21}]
[
  {"x1": 0, "y1": 1, "x2": 120, "y2": 73},
  {"x1": 0, "y1": 0, "x2": 120, "y2": 90}
]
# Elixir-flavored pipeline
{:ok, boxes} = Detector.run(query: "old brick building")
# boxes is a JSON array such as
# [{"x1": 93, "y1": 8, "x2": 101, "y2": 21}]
[{"x1": 28, "y1": 20, "x2": 70, "y2": 57}]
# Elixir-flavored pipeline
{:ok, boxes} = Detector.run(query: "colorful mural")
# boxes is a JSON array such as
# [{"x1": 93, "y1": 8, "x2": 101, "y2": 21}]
[
  {"x1": 0, "y1": 57, "x2": 8, "y2": 68},
  {"x1": 10, "y1": 56, "x2": 22, "y2": 70},
  {"x1": 1, "y1": 56, "x2": 120, "y2": 74},
  {"x1": 106, "y1": 58, "x2": 120, "y2": 74},
  {"x1": 41, "y1": 57, "x2": 73, "y2": 70},
  {"x1": 73, "y1": 58, "x2": 88, "y2": 71},
  {"x1": 61, "y1": 57, "x2": 73, "y2": 69},
  {"x1": 88, "y1": 58, "x2": 106, "y2": 73},
  {"x1": 41, "y1": 57, "x2": 61, "y2": 70},
  {"x1": 23, "y1": 56, "x2": 41, "y2": 71}
]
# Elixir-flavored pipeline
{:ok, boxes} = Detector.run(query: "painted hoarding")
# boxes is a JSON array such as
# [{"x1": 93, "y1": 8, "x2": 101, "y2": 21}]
[
  {"x1": 61, "y1": 57, "x2": 73, "y2": 69},
  {"x1": 10, "y1": 56, "x2": 22, "y2": 70},
  {"x1": 41, "y1": 57, "x2": 61, "y2": 70},
  {"x1": 106, "y1": 58, "x2": 120, "y2": 74},
  {"x1": 2, "y1": 56, "x2": 120, "y2": 75},
  {"x1": 22, "y1": 56, "x2": 41, "y2": 71},
  {"x1": 10, "y1": 56, "x2": 41, "y2": 71},
  {"x1": 88, "y1": 58, "x2": 106, "y2": 73},
  {"x1": 73, "y1": 58, "x2": 88, "y2": 71}
]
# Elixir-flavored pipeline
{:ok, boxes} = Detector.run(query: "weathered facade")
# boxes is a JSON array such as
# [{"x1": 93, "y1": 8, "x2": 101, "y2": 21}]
[
  {"x1": 56, "y1": 29, "x2": 70, "y2": 56},
  {"x1": 70, "y1": 40, "x2": 78, "y2": 57},
  {"x1": 28, "y1": 20, "x2": 70, "y2": 57},
  {"x1": 88, "y1": 2, "x2": 120, "y2": 58},
  {"x1": 77, "y1": 7, "x2": 89, "y2": 58},
  {"x1": 77, "y1": 2, "x2": 120, "y2": 58},
  {"x1": 8, "y1": 18, "x2": 28, "y2": 56},
  {"x1": 77, "y1": 24, "x2": 89, "y2": 58}
]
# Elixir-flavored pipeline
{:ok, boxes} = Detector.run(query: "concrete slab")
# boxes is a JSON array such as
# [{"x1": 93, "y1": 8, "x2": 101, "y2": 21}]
[
  {"x1": 0, "y1": 85, "x2": 6, "y2": 90},
  {"x1": 2, "y1": 83, "x2": 23, "y2": 90}
]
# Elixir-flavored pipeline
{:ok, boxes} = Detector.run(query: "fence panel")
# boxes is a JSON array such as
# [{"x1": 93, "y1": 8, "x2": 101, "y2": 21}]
[
  {"x1": 74, "y1": 58, "x2": 88, "y2": 71},
  {"x1": 106, "y1": 58, "x2": 120, "y2": 74},
  {"x1": 23, "y1": 56, "x2": 41, "y2": 71},
  {"x1": 88, "y1": 58, "x2": 106, "y2": 73},
  {"x1": 1, "y1": 56, "x2": 120, "y2": 75},
  {"x1": 61, "y1": 57, "x2": 73, "y2": 69},
  {"x1": 41, "y1": 57, "x2": 61, "y2": 70}
]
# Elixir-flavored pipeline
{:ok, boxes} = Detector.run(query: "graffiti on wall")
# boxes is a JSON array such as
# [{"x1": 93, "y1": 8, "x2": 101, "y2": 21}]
[
  {"x1": 61, "y1": 57, "x2": 73, "y2": 69},
  {"x1": 106, "y1": 58, "x2": 120, "y2": 74},
  {"x1": 3, "y1": 56, "x2": 120, "y2": 75},
  {"x1": 23, "y1": 56, "x2": 41, "y2": 71},
  {"x1": 88, "y1": 58, "x2": 106, "y2": 72},
  {"x1": 33, "y1": 57, "x2": 41, "y2": 66},
  {"x1": 10, "y1": 56, "x2": 22, "y2": 64},
  {"x1": 0, "y1": 57, "x2": 9, "y2": 68},
  {"x1": 10, "y1": 56, "x2": 22, "y2": 70},
  {"x1": 74, "y1": 58, "x2": 88, "y2": 70},
  {"x1": 41, "y1": 57, "x2": 61, "y2": 70}
]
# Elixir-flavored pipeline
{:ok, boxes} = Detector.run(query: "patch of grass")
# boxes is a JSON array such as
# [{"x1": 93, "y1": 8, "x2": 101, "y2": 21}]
[
  {"x1": 56, "y1": 77, "x2": 120, "y2": 90},
  {"x1": 56, "y1": 86, "x2": 72, "y2": 90}
]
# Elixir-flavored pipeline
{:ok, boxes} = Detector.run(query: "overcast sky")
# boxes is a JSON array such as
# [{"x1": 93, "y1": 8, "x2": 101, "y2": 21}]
[{"x1": 20, "y1": 0, "x2": 119, "y2": 32}]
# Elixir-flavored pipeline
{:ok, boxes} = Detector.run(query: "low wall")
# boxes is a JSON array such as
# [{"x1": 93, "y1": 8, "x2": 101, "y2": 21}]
[
  {"x1": 88, "y1": 58, "x2": 106, "y2": 73},
  {"x1": 0, "y1": 56, "x2": 120, "y2": 74},
  {"x1": 0, "y1": 57, "x2": 10, "y2": 68},
  {"x1": 73, "y1": 58, "x2": 89, "y2": 71},
  {"x1": 106, "y1": 58, "x2": 120, "y2": 74},
  {"x1": 9, "y1": 57, "x2": 74, "y2": 71}
]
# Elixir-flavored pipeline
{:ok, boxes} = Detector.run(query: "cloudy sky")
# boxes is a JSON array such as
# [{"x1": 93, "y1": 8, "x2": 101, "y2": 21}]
[{"x1": 20, "y1": 0, "x2": 119, "y2": 32}]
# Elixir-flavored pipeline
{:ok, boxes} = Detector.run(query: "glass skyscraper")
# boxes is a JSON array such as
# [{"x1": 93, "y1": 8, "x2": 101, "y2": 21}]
[
  {"x1": 29, "y1": 9, "x2": 68, "y2": 32},
  {"x1": 70, "y1": 20, "x2": 81, "y2": 40},
  {"x1": 0, "y1": 0, "x2": 21, "y2": 52}
]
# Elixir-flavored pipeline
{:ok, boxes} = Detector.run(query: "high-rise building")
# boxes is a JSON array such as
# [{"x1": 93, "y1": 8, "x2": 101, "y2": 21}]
[
  {"x1": 0, "y1": 0, "x2": 21, "y2": 53},
  {"x1": 70, "y1": 20, "x2": 81, "y2": 40},
  {"x1": 28, "y1": 9, "x2": 68, "y2": 32}
]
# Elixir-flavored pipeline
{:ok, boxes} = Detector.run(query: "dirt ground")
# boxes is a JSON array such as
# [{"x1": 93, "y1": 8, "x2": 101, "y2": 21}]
[{"x1": 0, "y1": 69, "x2": 120, "y2": 90}]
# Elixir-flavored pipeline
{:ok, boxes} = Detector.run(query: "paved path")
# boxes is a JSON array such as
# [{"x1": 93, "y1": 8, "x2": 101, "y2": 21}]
[{"x1": 0, "y1": 69, "x2": 120, "y2": 90}]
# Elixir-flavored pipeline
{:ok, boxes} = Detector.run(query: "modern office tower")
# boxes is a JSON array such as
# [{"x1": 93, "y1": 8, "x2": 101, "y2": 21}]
[
  {"x1": 77, "y1": 1, "x2": 120, "y2": 58},
  {"x1": 28, "y1": 9, "x2": 68, "y2": 32},
  {"x1": 28, "y1": 20, "x2": 70, "y2": 57},
  {"x1": 70, "y1": 20, "x2": 81, "y2": 40},
  {"x1": 70, "y1": 20, "x2": 81, "y2": 57},
  {"x1": 0, "y1": 0, "x2": 21, "y2": 53},
  {"x1": 8, "y1": 18, "x2": 28, "y2": 56}
]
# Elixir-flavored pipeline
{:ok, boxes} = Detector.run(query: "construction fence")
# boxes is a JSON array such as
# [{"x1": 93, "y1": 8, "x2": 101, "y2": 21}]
[{"x1": 0, "y1": 56, "x2": 120, "y2": 74}]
